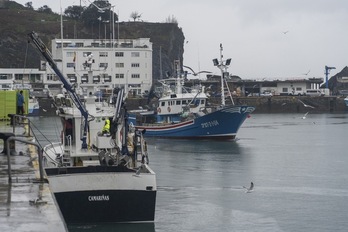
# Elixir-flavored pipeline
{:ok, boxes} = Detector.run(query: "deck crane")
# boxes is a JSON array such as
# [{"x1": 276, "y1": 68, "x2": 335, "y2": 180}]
[{"x1": 28, "y1": 31, "x2": 90, "y2": 149}]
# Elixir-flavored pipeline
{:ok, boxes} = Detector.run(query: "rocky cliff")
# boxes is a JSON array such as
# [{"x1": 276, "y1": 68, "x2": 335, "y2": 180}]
[{"x1": 0, "y1": 1, "x2": 185, "y2": 81}]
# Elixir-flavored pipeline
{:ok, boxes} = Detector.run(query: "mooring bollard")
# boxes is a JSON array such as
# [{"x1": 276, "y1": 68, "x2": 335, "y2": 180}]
[{"x1": 0, "y1": 133, "x2": 16, "y2": 156}]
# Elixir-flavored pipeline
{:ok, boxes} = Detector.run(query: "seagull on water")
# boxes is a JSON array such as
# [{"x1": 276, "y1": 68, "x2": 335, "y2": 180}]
[
  {"x1": 302, "y1": 112, "x2": 309, "y2": 119},
  {"x1": 243, "y1": 182, "x2": 254, "y2": 193},
  {"x1": 298, "y1": 99, "x2": 315, "y2": 109},
  {"x1": 183, "y1": 65, "x2": 212, "y2": 76}
]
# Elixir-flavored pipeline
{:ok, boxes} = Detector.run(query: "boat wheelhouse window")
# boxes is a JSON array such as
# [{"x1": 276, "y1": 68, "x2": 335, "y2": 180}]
[
  {"x1": 201, "y1": 99, "x2": 205, "y2": 105},
  {"x1": 182, "y1": 100, "x2": 187, "y2": 104},
  {"x1": 176, "y1": 100, "x2": 181, "y2": 105},
  {"x1": 60, "y1": 97, "x2": 66, "y2": 106},
  {"x1": 161, "y1": 102, "x2": 165, "y2": 106},
  {"x1": 65, "y1": 99, "x2": 73, "y2": 107},
  {"x1": 170, "y1": 94, "x2": 177, "y2": 98},
  {"x1": 193, "y1": 100, "x2": 200, "y2": 106},
  {"x1": 54, "y1": 97, "x2": 62, "y2": 106}
]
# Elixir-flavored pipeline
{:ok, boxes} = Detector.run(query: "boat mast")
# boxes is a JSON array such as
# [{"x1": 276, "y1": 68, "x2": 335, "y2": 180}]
[
  {"x1": 213, "y1": 44, "x2": 232, "y2": 107},
  {"x1": 175, "y1": 60, "x2": 182, "y2": 94}
]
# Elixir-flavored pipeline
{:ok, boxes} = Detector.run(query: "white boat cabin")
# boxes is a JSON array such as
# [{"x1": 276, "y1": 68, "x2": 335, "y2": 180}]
[{"x1": 156, "y1": 91, "x2": 208, "y2": 116}]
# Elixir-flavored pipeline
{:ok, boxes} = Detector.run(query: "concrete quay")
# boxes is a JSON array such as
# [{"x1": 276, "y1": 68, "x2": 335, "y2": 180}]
[{"x1": 0, "y1": 121, "x2": 67, "y2": 232}]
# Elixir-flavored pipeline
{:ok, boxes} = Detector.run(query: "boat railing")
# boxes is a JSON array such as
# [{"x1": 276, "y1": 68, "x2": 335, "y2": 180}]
[{"x1": 42, "y1": 142, "x2": 63, "y2": 166}]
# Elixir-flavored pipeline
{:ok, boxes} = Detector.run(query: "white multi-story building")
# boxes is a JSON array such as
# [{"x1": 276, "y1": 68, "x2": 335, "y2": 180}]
[
  {"x1": 0, "y1": 68, "x2": 44, "y2": 89},
  {"x1": 46, "y1": 37, "x2": 153, "y2": 96}
]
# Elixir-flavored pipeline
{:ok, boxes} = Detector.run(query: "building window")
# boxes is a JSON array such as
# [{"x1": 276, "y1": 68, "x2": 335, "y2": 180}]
[
  {"x1": 76, "y1": 43, "x2": 84, "y2": 47},
  {"x1": 282, "y1": 87, "x2": 288, "y2": 92},
  {"x1": 47, "y1": 74, "x2": 53, "y2": 81},
  {"x1": 83, "y1": 52, "x2": 92, "y2": 57},
  {"x1": 116, "y1": 63, "x2": 124, "y2": 68},
  {"x1": 104, "y1": 76, "x2": 111, "y2": 82},
  {"x1": 99, "y1": 52, "x2": 108, "y2": 57},
  {"x1": 131, "y1": 74, "x2": 140, "y2": 78},
  {"x1": 81, "y1": 76, "x2": 88, "y2": 83},
  {"x1": 66, "y1": 52, "x2": 74, "y2": 57},
  {"x1": 67, "y1": 63, "x2": 75, "y2": 68},
  {"x1": 131, "y1": 63, "x2": 140, "y2": 68},
  {"x1": 15, "y1": 74, "x2": 23, "y2": 80},
  {"x1": 131, "y1": 52, "x2": 140, "y2": 57},
  {"x1": 68, "y1": 74, "x2": 76, "y2": 83},
  {"x1": 115, "y1": 52, "x2": 124, "y2": 57},
  {"x1": 99, "y1": 63, "x2": 108, "y2": 68},
  {"x1": 93, "y1": 76, "x2": 100, "y2": 83},
  {"x1": 115, "y1": 74, "x2": 124, "y2": 79},
  {"x1": 0, "y1": 74, "x2": 10, "y2": 80}
]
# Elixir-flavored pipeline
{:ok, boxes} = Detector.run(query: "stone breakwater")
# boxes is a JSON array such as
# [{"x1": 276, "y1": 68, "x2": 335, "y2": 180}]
[
  {"x1": 37, "y1": 96, "x2": 347, "y2": 118},
  {"x1": 126, "y1": 96, "x2": 347, "y2": 114}
]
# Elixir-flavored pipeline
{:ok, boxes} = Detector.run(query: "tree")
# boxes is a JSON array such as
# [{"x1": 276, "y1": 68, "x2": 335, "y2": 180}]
[
  {"x1": 65, "y1": 5, "x2": 85, "y2": 19},
  {"x1": 130, "y1": 11, "x2": 142, "y2": 22},
  {"x1": 37, "y1": 5, "x2": 53, "y2": 14},
  {"x1": 165, "y1": 15, "x2": 178, "y2": 24},
  {"x1": 24, "y1": 2, "x2": 33, "y2": 10},
  {"x1": 81, "y1": 0, "x2": 118, "y2": 27}
]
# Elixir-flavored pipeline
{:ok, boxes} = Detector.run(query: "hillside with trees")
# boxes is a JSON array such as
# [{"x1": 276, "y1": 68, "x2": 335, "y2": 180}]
[{"x1": 0, "y1": 0, "x2": 185, "y2": 80}]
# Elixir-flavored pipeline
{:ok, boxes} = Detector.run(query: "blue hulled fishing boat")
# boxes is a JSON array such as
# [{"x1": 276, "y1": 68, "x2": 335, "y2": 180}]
[{"x1": 132, "y1": 45, "x2": 255, "y2": 140}]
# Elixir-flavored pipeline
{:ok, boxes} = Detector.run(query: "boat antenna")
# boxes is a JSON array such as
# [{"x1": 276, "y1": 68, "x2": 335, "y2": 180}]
[{"x1": 212, "y1": 43, "x2": 232, "y2": 106}]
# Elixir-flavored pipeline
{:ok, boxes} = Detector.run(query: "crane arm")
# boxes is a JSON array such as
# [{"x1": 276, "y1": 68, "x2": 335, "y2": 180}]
[{"x1": 28, "y1": 31, "x2": 89, "y2": 149}]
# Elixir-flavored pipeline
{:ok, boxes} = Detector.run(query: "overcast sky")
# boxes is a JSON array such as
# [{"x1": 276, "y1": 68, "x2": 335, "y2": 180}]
[{"x1": 15, "y1": 0, "x2": 348, "y2": 80}]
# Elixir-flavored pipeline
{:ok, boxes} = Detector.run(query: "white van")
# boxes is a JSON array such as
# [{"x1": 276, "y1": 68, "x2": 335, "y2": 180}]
[{"x1": 305, "y1": 89, "x2": 323, "y2": 96}]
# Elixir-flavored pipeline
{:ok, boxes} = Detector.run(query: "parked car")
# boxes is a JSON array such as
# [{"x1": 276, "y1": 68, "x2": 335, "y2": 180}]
[
  {"x1": 260, "y1": 91, "x2": 273, "y2": 97},
  {"x1": 306, "y1": 89, "x2": 324, "y2": 96},
  {"x1": 288, "y1": 90, "x2": 305, "y2": 96}
]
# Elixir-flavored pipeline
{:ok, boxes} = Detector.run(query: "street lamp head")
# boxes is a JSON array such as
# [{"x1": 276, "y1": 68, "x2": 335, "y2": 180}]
[{"x1": 213, "y1": 58, "x2": 219, "y2": 66}]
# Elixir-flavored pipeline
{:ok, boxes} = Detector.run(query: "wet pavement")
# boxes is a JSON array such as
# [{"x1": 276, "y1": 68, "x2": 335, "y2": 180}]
[{"x1": 0, "y1": 120, "x2": 67, "y2": 232}]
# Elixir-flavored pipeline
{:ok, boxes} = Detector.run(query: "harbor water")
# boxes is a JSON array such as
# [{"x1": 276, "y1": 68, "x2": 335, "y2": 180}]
[{"x1": 1, "y1": 113, "x2": 348, "y2": 231}]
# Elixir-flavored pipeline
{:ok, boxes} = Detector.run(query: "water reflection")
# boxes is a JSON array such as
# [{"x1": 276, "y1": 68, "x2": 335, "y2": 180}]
[
  {"x1": 68, "y1": 222, "x2": 155, "y2": 232},
  {"x1": 147, "y1": 138, "x2": 243, "y2": 155}
]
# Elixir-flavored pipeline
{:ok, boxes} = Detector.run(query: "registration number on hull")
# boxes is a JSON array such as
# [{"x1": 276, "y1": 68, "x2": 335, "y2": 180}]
[{"x1": 201, "y1": 120, "x2": 219, "y2": 128}]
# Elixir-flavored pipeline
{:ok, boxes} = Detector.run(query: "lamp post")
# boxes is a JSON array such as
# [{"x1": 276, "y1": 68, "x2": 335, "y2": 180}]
[
  {"x1": 212, "y1": 43, "x2": 232, "y2": 107},
  {"x1": 325, "y1": 65, "x2": 335, "y2": 89}
]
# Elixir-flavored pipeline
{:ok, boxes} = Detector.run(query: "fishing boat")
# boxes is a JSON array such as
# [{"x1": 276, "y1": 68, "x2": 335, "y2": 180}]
[
  {"x1": 344, "y1": 96, "x2": 348, "y2": 107},
  {"x1": 28, "y1": 32, "x2": 156, "y2": 224},
  {"x1": 132, "y1": 45, "x2": 255, "y2": 140}
]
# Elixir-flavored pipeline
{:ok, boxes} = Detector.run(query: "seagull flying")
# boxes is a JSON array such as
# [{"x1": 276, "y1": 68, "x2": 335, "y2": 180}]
[
  {"x1": 298, "y1": 99, "x2": 315, "y2": 109},
  {"x1": 283, "y1": 30, "x2": 289, "y2": 34},
  {"x1": 243, "y1": 182, "x2": 254, "y2": 193},
  {"x1": 183, "y1": 65, "x2": 212, "y2": 76}
]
